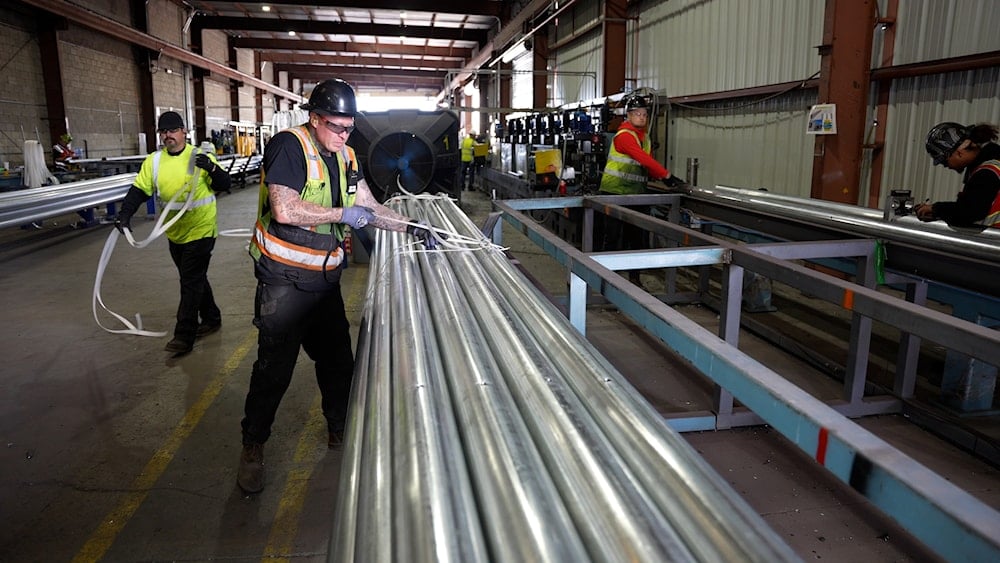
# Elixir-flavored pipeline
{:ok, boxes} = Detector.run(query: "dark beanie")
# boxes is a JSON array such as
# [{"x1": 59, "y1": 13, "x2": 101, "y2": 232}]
[{"x1": 157, "y1": 111, "x2": 185, "y2": 131}]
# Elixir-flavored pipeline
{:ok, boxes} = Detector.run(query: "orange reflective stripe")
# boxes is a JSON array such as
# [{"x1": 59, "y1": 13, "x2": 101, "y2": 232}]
[{"x1": 251, "y1": 220, "x2": 343, "y2": 271}]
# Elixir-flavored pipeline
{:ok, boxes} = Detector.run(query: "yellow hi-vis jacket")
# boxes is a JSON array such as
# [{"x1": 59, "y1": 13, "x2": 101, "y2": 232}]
[
  {"x1": 134, "y1": 144, "x2": 218, "y2": 243},
  {"x1": 461, "y1": 135, "x2": 475, "y2": 163},
  {"x1": 249, "y1": 126, "x2": 358, "y2": 275}
]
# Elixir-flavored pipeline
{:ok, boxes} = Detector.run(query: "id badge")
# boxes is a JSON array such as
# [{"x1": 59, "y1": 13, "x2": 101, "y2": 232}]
[{"x1": 347, "y1": 170, "x2": 359, "y2": 195}]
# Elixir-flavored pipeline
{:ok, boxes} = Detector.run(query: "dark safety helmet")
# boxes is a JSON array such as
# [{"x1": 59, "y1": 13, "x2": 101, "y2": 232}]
[
  {"x1": 301, "y1": 79, "x2": 357, "y2": 117},
  {"x1": 925, "y1": 121, "x2": 970, "y2": 166},
  {"x1": 624, "y1": 93, "x2": 651, "y2": 114},
  {"x1": 157, "y1": 111, "x2": 185, "y2": 131}
]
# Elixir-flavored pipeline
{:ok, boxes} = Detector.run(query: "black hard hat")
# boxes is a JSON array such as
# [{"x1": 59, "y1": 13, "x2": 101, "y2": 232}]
[
  {"x1": 157, "y1": 111, "x2": 185, "y2": 131},
  {"x1": 925, "y1": 121, "x2": 970, "y2": 165},
  {"x1": 624, "y1": 94, "x2": 650, "y2": 113},
  {"x1": 301, "y1": 79, "x2": 357, "y2": 117}
]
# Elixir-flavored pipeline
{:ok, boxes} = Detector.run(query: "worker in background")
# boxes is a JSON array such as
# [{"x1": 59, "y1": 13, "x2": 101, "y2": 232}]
[
  {"x1": 596, "y1": 93, "x2": 684, "y2": 283},
  {"x1": 460, "y1": 131, "x2": 476, "y2": 190},
  {"x1": 916, "y1": 122, "x2": 1000, "y2": 229},
  {"x1": 237, "y1": 78, "x2": 441, "y2": 494},
  {"x1": 114, "y1": 111, "x2": 230, "y2": 356}
]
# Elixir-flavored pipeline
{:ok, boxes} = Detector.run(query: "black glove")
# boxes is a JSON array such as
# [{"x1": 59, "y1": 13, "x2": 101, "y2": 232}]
[
  {"x1": 115, "y1": 186, "x2": 148, "y2": 234},
  {"x1": 664, "y1": 174, "x2": 687, "y2": 188},
  {"x1": 114, "y1": 209, "x2": 134, "y2": 235},
  {"x1": 195, "y1": 153, "x2": 216, "y2": 173},
  {"x1": 407, "y1": 220, "x2": 445, "y2": 250}
]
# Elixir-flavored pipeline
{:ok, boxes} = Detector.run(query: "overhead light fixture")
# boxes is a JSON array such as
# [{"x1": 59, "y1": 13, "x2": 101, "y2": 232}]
[
  {"x1": 288, "y1": 30, "x2": 296, "y2": 36},
  {"x1": 262, "y1": 5, "x2": 271, "y2": 12},
  {"x1": 501, "y1": 39, "x2": 530, "y2": 64}
]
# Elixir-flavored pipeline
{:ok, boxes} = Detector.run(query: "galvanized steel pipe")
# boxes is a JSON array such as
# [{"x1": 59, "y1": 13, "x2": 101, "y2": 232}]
[{"x1": 330, "y1": 196, "x2": 798, "y2": 562}]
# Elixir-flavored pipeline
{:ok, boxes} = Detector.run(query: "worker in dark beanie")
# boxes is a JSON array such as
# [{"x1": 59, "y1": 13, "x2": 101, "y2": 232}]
[{"x1": 114, "y1": 110, "x2": 231, "y2": 356}]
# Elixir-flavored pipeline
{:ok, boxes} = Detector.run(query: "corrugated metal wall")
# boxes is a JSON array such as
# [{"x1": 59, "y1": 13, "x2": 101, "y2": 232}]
[
  {"x1": 630, "y1": 0, "x2": 824, "y2": 195},
  {"x1": 667, "y1": 89, "x2": 817, "y2": 196},
  {"x1": 549, "y1": 0, "x2": 602, "y2": 106},
  {"x1": 634, "y1": 0, "x2": 824, "y2": 96},
  {"x1": 550, "y1": 28, "x2": 603, "y2": 106},
  {"x1": 891, "y1": 0, "x2": 1000, "y2": 63}
]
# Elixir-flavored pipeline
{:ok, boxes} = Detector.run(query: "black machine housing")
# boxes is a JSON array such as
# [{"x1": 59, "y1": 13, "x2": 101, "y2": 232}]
[{"x1": 348, "y1": 109, "x2": 461, "y2": 202}]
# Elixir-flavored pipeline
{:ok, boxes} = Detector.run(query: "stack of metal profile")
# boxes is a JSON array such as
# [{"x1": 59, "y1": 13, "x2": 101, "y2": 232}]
[{"x1": 329, "y1": 196, "x2": 798, "y2": 563}]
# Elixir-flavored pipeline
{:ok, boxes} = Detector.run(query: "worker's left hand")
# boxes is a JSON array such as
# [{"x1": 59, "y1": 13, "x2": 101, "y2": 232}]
[
  {"x1": 195, "y1": 154, "x2": 217, "y2": 173},
  {"x1": 407, "y1": 220, "x2": 445, "y2": 250}
]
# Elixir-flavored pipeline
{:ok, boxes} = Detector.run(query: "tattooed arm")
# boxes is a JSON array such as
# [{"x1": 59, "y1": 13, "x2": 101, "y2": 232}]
[
  {"x1": 353, "y1": 179, "x2": 414, "y2": 232},
  {"x1": 268, "y1": 183, "x2": 341, "y2": 226},
  {"x1": 267, "y1": 180, "x2": 413, "y2": 232}
]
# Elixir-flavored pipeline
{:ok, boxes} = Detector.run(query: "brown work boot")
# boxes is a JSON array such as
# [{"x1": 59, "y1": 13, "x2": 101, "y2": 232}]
[{"x1": 237, "y1": 443, "x2": 264, "y2": 493}]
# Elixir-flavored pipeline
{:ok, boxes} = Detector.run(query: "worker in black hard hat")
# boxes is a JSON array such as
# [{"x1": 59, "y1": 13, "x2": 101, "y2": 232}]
[
  {"x1": 915, "y1": 121, "x2": 1000, "y2": 228},
  {"x1": 236, "y1": 78, "x2": 442, "y2": 494},
  {"x1": 114, "y1": 110, "x2": 230, "y2": 356}
]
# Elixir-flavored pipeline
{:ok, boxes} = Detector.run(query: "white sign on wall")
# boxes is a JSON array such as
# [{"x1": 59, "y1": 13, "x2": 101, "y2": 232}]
[{"x1": 807, "y1": 104, "x2": 837, "y2": 135}]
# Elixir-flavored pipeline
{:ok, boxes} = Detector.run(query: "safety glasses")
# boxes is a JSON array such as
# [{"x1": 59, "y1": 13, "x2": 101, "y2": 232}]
[{"x1": 317, "y1": 117, "x2": 355, "y2": 135}]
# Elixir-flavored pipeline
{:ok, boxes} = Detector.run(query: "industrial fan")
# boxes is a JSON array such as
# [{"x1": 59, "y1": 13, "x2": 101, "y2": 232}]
[
  {"x1": 349, "y1": 109, "x2": 461, "y2": 202},
  {"x1": 367, "y1": 131, "x2": 436, "y2": 194}
]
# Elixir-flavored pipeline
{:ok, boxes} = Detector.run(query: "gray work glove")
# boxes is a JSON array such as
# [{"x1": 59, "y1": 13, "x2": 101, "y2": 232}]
[{"x1": 340, "y1": 206, "x2": 375, "y2": 229}]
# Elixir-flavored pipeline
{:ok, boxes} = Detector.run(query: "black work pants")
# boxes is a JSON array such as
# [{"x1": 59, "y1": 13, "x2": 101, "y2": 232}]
[
  {"x1": 241, "y1": 282, "x2": 354, "y2": 445},
  {"x1": 594, "y1": 192, "x2": 651, "y2": 252},
  {"x1": 461, "y1": 161, "x2": 475, "y2": 189},
  {"x1": 168, "y1": 237, "x2": 221, "y2": 343}
]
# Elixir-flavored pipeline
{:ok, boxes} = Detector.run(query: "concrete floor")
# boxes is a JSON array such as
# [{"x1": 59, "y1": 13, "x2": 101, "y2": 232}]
[{"x1": 0, "y1": 186, "x2": 996, "y2": 561}]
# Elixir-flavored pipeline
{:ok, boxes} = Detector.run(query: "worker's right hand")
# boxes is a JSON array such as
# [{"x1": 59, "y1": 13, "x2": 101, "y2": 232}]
[
  {"x1": 663, "y1": 174, "x2": 687, "y2": 188},
  {"x1": 913, "y1": 202, "x2": 936, "y2": 222},
  {"x1": 340, "y1": 206, "x2": 375, "y2": 229},
  {"x1": 194, "y1": 153, "x2": 217, "y2": 173},
  {"x1": 114, "y1": 211, "x2": 134, "y2": 234}
]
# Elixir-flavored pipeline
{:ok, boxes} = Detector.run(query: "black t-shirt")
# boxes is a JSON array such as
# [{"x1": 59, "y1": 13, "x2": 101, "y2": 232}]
[{"x1": 262, "y1": 129, "x2": 366, "y2": 205}]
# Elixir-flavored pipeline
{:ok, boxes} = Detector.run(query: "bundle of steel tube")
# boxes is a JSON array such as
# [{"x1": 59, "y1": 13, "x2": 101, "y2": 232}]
[{"x1": 329, "y1": 196, "x2": 798, "y2": 563}]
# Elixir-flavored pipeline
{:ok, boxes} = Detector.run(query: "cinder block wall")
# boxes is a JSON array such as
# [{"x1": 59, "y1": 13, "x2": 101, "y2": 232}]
[
  {"x1": 59, "y1": 25, "x2": 142, "y2": 159},
  {"x1": 0, "y1": 8, "x2": 50, "y2": 169},
  {"x1": 201, "y1": 29, "x2": 232, "y2": 148}
]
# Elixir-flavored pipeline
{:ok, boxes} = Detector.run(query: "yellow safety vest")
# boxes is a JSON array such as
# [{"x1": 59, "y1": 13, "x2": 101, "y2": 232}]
[
  {"x1": 134, "y1": 144, "x2": 218, "y2": 243},
  {"x1": 249, "y1": 126, "x2": 358, "y2": 274},
  {"x1": 599, "y1": 129, "x2": 651, "y2": 195}
]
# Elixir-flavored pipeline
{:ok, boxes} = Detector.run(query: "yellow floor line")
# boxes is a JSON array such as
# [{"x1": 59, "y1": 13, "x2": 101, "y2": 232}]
[
  {"x1": 260, "y1": 264, "x2": 368, "y2": 563},
  {"x1": 260, "y1": 396, "x2": 324, "y2": 562},
  {"x1": 73, "y1": 330, "x2": 257, "y2": 563}
]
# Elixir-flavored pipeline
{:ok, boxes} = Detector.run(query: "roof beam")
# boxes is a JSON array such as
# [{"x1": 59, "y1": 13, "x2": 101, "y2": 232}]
[
  {"x1": 194, "y1": 16, "x2": 488, "y2": 44},
  {"x1": 232, "y1": 38, "x2": 474, "y2": 59},
  {"x1": 263, "y1": 52, "x2": 465, "y2": 69},
  {"x1": 276, "y1": 64, "x2": 444, "y2": 81},
  {"x1": 20, "y1": 0, "x2": 301, "y2": 102},
  {"x1": 195, "y1": 0, "x2": 505, "y2": 18}
]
